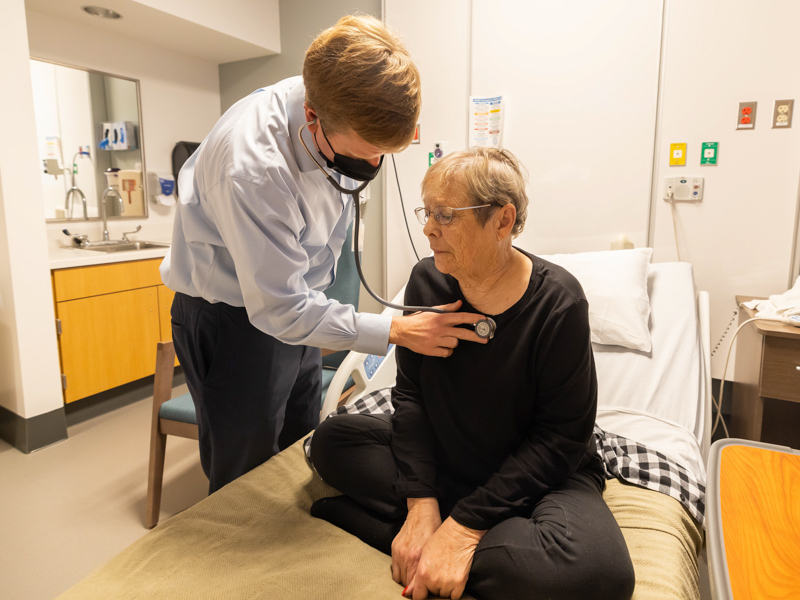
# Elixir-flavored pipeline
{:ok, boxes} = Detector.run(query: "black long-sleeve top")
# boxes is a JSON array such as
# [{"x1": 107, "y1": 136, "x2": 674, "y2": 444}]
[{"x1": 391, "y1": 249, "x2": 604, "y2": 530}]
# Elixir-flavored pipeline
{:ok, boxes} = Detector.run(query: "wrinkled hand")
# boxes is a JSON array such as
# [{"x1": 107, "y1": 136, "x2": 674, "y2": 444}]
[
  {"x1": 404, "y1": 517, "x2": 486, "y2": 600},
  {"x1": 392, "y1": 498, "x2": 442, "y2": 588},
  {"x1": 390, "y1": 300, "x2": 488, "y2": 358}
]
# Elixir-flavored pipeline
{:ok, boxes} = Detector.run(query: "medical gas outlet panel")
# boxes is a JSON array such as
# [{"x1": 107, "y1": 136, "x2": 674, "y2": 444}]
[{"x1": 664, "y1": 176, "x2": 704, "y2": 201}]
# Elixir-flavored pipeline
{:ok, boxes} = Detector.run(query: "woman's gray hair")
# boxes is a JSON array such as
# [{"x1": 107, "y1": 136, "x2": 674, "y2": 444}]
[{"x1": 421, "y1": 147, "x2": 529, "y2": 237}]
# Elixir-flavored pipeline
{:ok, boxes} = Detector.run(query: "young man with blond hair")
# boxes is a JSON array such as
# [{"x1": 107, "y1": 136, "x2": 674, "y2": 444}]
[{"x1": 161, "y1": 15, "x2": 487, "y2": 494}]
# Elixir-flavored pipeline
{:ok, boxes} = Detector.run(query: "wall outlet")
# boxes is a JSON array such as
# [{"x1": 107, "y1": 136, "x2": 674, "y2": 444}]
[
  {"x1": 772, "y1": 99, "x2": 794, "y2": 129},
  {"x1": 737, "y1": 101, "x2": 757, "y2": 130},
  {"x1": 664, "y1": 176, "x2": 704, "y2": 201}
]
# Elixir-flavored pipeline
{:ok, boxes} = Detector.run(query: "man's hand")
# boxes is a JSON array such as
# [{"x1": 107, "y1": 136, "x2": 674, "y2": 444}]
[
  {"x1": 404, "y1": 517, "x2": 485, "y2": 600},
  {"x1": 391, "y1": 498, "x2": 442, "y2": 588},
  {"x1": 390, "y1": 300, "x2": 489, "y2": 357}
]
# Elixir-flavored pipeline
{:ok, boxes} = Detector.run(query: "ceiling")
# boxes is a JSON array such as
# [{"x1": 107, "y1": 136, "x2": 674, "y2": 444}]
[{"x1": 25, "y1": 0, "x2": 279, "y2": 64}]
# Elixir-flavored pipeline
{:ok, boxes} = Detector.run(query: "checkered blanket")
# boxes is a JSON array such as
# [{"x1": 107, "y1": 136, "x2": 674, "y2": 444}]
[{"x1": 304, "y1": 388, "x2": 705, "y2": 527}]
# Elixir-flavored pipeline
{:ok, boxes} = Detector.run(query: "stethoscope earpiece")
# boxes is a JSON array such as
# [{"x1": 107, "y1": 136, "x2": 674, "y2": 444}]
[{"x1": 474, "y1": 317, "x2": 497, "y2": 340}]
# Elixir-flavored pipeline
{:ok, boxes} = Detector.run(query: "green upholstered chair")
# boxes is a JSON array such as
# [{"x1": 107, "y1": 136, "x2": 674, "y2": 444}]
[
  {"x1": 145, "y1": 225, "x2": 362, "y2": 528},
  {"x1": 319, "y1": 222, "x2": 360, "y2": 408},
  {"x1": 145, "y1": 341, "x2": 198, "y2": 529}
]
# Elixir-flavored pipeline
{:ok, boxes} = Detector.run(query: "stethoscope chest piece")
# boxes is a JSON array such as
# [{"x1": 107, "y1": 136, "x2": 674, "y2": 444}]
[{"x1": 475, "y1": 317, "x2": 497, "y2": 340}]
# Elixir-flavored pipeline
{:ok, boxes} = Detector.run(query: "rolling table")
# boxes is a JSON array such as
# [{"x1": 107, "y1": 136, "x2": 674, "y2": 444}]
[{"x1": 706, "y1": 438, "x2": 800, "y2": 599}]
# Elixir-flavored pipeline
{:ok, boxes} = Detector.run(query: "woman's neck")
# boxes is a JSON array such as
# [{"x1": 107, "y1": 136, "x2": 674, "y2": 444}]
[{"x1": 458, "y1": 247, "x2": 532, "y2": 315}]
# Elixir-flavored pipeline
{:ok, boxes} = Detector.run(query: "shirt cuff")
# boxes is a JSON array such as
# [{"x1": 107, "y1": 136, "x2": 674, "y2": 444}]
[{"x1": 353, "y1": 312, "x2": 392, "y2": 355}]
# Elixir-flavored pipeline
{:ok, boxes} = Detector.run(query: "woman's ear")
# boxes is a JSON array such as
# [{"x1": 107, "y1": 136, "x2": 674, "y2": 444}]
[{"x1": 494, "y1": 204, "x2": 517, "y2": 240}]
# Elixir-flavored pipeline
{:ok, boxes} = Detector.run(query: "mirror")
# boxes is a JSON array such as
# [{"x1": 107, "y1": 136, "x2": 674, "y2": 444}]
[{"x1": 30, "y1": 59, "x2": 148, "y2": 221}]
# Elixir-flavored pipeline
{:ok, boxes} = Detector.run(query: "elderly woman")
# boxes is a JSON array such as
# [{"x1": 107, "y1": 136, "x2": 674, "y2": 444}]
[{"x1": 310, "y1": 148, "x2": 634, "y2": 600}]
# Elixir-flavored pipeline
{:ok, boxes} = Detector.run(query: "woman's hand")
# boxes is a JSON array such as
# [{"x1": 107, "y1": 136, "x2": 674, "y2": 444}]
[
  {"x1": 404, "y1": 517, "x2": 485, "y2": 600},
  {"x1": 392, "y1": 498, "x2": 442, "y2": 587}
]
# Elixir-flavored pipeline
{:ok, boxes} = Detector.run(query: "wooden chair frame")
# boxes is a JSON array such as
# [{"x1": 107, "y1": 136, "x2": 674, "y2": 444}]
[{"x1": 145, "y1": 341, "x2": 199, "y2": 529}]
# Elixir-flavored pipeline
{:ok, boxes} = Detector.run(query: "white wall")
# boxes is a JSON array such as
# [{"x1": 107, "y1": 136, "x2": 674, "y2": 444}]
[
  {"x1": 384, "y1": 0, "x2": 662, "y2": 292},
  {"x1": 385, "y1": 0, "x2": 800, "y2": 381},
  {"x1": 383, "y1": 0, "x2": 471, "y2": 299},
  {"x1": 0, "y1": 7, "x2": 221, "y2": 422},
  {"x1": 0, "y1": 0, "x2": 64, "y2": 419},
  {"x1": 651, "y1": 0, "x2": 800, "y2": 378},
  {"x1": 26, "y1": 9, "x2": 221, "y2": 249}
]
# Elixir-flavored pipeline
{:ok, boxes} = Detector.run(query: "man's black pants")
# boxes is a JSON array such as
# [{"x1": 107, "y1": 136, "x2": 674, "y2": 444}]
[{"x1": 171, "y1": 292, "x2": 321, "y2": 494}]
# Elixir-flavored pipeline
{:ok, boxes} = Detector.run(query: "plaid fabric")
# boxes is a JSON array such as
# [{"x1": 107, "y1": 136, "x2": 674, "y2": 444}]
[
  {"x1": 305, "y1": 388, "x2": 705, "y2": 528},
  {"x1": 593, "y1": 424, "x2": 705, "y2": 526}
]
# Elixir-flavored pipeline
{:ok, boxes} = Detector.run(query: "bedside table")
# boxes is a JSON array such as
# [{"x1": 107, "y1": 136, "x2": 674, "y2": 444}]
[{"x1": 732, "y1": 296, "x2": 800, "y2": 442}]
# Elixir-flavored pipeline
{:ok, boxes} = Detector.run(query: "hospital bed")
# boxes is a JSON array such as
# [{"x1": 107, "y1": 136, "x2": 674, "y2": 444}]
[{"x1": 58, "y1": 254, "x2": 710, "y2": 600}]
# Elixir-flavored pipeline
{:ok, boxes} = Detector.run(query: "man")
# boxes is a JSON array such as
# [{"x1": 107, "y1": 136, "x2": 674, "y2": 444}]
[{"x1": 161, "y1": 15, "x2": 487, "y2": 494}]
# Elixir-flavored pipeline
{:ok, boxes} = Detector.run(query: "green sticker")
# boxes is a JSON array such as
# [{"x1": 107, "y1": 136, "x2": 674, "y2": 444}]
[{"x1": 701, "y1": 142, "x2": 718, "y2": 165}]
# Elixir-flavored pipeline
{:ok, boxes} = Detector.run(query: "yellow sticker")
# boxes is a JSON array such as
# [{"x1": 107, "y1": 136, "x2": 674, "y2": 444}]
[{"x1": 669, "y1": 143, "x2": 687, "y2": 166}]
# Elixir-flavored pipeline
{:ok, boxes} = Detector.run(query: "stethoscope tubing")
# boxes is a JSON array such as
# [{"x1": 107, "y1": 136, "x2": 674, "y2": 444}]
[{"x1": 297, "y1": 121, "x2": 496, "y2": 338}]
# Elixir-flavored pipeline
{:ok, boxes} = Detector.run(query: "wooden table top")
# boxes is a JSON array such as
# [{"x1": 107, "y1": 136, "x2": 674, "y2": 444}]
[
  {"x1": 720, "y1": 443, "x2": 800, "y2": 599},
  {"x1": 736, "y1": 295, "x2": 800, "y2": 340}
]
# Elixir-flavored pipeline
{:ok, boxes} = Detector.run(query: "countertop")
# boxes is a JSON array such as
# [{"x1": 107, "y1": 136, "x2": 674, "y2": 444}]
[{"x1": 49, "y1": 243, "x2": 169, "y2": 270}]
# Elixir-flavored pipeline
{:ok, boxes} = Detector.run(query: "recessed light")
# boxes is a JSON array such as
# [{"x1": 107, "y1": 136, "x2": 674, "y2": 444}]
[{"x1": 81, "y1": 6, "x2": 122, "y2": 19}]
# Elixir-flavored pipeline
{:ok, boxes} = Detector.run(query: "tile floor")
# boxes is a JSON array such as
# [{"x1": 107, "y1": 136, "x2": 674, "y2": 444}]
[{"x1": 0, "y1": 380, "x2": 207, "y2": 600}]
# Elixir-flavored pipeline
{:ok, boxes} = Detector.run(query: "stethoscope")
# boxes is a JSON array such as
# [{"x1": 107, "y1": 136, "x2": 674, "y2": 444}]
[{"x1": 297, "y1": 122, "x2": 497, "y2": 340}]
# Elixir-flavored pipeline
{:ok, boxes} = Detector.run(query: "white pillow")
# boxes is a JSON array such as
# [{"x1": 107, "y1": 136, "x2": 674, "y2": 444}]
[{"x1": 541, "y1": 248, "x2": 653, "y2": 352}]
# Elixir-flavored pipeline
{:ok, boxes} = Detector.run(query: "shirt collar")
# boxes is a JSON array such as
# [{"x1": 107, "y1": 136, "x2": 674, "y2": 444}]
[{"x1": 287, "y1": 81, "x2": 319, "y2": 174}]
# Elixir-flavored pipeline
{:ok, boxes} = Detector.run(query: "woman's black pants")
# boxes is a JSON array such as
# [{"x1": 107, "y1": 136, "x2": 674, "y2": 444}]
[{"x1": 310, "y1": 413, "x2": 635, "y2": 600}]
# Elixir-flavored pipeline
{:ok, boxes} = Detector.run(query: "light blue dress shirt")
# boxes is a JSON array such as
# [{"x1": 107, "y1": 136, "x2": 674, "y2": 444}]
[{"x1": 160, "y1": 76, "x2": 391, "y2": 355}]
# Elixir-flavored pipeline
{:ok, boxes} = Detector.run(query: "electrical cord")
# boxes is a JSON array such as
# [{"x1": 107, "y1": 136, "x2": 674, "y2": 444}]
[
  {"x1": 392, "y1": 155, "x2": 421, "y2": 262},
  {"x1": 666, "y1": 188, "x2": 682, "y2": 262},
  {"x1": 710, "y1": 316, "x2": 766, "y2": 438}
]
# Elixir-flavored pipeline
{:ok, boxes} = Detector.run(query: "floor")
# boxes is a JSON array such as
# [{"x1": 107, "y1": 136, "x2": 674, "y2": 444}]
[
  {"x1": 1, "y1": 380, "x2": 715, "y2": 600},
  {"x1": 0, "y1": 379, "x2": 207, "y2": 600}
]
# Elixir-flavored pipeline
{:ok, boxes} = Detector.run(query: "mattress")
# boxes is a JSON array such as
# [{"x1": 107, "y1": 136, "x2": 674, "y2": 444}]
[
  {"x1": 594, "y1": 262, "x2": 707, "y2": 485},
  {"x1": 59, "y1": 437, "x2": 702, "y2": 600}
]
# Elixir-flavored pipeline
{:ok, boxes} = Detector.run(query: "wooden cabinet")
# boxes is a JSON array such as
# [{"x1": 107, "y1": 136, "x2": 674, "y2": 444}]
[
  {"x1": 52, "y1": 258, "x2": 175, "y2": 404},
  {"x1": 732, "y1": 296, "x2": 800, "y2": 443}
]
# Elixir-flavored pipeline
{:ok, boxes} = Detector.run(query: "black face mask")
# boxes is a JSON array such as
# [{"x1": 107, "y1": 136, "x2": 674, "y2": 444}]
[{"x1": 316, "y1": 123, "x2": 383, "y2": 182}]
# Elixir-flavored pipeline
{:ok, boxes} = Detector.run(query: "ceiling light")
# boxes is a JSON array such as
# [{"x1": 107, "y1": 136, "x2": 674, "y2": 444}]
[{"x1": 82, "y1": 6, "x2": 122, "y2": 19}]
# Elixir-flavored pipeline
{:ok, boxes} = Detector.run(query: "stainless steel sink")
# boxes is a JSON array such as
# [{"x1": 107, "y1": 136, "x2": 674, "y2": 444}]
[{"x1": 82, "y1": 241, "x2": 170, "y2": 252}]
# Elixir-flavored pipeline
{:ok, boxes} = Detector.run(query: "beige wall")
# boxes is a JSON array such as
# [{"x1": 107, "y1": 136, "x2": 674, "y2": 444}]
[
  {"x1": 0, "y1": 0, "x2": 63, "y2": 419},
  {"x1": 650, "y1": 0, "x2": 800, "y2": 378},
  {"x1": 0, "y1": 5, "x2": 222, "y2": 422},
  {"x1": 384, "y1": 0, "x2": 800, "y2": 380},
  {"x1": 27, "y1": 9, "x2": 222, "y2": 251},
  {"x1": 219, "y1": 0, "x2": 385, "y2": 314}
]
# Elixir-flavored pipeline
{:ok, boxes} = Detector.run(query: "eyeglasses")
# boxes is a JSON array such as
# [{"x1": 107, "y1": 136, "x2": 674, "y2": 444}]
[{"x1": 414, "y1": 204, "x2": 492, "y2": 225}]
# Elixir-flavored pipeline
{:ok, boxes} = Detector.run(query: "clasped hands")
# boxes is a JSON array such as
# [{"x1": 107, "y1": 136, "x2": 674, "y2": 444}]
[{"x1": 391, "y1": 498, "x2": 485, "y2": 600}]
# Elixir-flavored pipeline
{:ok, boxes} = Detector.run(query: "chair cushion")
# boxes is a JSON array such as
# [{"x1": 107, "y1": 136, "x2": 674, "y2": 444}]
[{"x1": 159, "y1": 393, "x2": 197, "y2": 424}]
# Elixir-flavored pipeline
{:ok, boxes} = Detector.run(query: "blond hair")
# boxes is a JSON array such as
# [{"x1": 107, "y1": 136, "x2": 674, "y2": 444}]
[
  {"x1": 422, "y1": 147, "x2": 529, "y2": 237},
  {"x1": 303, "y1": 15, "x2": 421, "y2": 152}
]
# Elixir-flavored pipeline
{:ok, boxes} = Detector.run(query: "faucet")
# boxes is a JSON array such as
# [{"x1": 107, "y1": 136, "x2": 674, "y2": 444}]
[
  {"x1": 100, "y1": 186, "x2": 124, "y2": 241},
  {"x1": 64, "y1": 149, "x2": 91, "y2": 220}
]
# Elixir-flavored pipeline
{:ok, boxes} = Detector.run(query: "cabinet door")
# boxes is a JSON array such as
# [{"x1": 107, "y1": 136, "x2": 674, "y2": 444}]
[{"x1": 57, "y1": 287, "x2": 161, "y2": 403}]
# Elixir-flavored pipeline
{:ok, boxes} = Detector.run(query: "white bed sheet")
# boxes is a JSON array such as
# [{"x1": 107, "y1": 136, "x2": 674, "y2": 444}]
[{"x1": 593, "y1": 262, "x2": 707, "y2": 485}]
